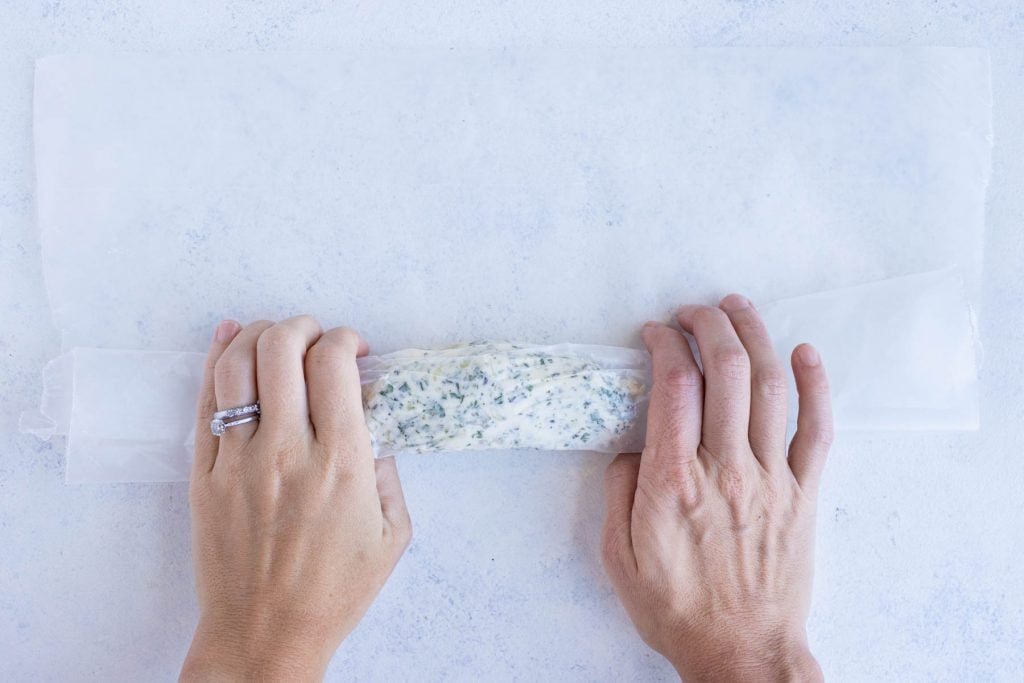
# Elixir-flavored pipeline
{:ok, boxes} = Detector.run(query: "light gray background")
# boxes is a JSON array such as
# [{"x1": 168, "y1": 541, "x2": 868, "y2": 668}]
[{"x1": 1, "y1": 2, "x2": 1022, "y2": 682}]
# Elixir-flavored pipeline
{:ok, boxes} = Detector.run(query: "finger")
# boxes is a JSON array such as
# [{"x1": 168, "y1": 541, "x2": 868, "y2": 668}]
[
  {"x1": 788, "y1": 344, "x2": 834, "y2": 493},
  {"x1": 602, "y1": 453, "x2": 640, "y2": 576},
  {"x1": 640, "y1": 322, "x2": 703, "y2": 471},
  {"x1": 192, "y1": 320, "x2": 241, "y2": 478},
  {"x1": 305, "y1": 327, "x2": 371, "y2": 451},
  {"x1": 718, "y1": 294, "x2": 788, "y2": 468},
  {"x1": 375, "y1": 457, "x2": 413, "y2": 552},
  {"x1": 255, "y1": 315, "x2": 323, "y2": 440},
  {"x1": 213, "y1": 320, "x2": 274, "y2": 454},
  {"x1": 676, "y1": 304, "x2": 751, "y2": 459}
]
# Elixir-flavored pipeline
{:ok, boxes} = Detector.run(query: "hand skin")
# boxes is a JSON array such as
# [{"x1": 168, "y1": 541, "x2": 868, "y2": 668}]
[
  {"x1": 602, "y1": 294, "x2": 833, "y2": 682},
  {"x1": 180, "y1": 317, "x2": 412, "y2": 682}
]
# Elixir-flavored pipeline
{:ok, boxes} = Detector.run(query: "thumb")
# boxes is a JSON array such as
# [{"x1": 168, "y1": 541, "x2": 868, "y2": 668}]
[
  {"x1": 602, "y1": 453, "x2": 641, "y2": 578},
  {"x1": 375, "y1": 456, "x2": 413, "y2": 552}
]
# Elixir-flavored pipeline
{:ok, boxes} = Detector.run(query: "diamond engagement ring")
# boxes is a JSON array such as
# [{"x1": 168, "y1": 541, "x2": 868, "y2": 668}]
[{"x1": 210, "y1": 402, "x2": 261, "y2": 436}]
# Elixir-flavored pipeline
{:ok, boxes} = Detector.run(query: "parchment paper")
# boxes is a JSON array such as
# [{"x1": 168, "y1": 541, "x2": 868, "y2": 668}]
[
  {"x1": 18, "y1": 50, "x2": 993, "y2": 681},
  {"x1": 32, "y1": 49, "x2": 991, "y2": 357},
  {"x1": 25, "y1": 49, "x2": 991, "y2": 483},
  {"x1": 26, "y1": 268, "x2": 978, "y2": 483}
]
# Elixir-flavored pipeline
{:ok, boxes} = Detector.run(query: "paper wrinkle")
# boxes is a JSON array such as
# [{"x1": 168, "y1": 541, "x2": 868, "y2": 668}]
[
  {"x1": 18, "y1": 352, "x2": 74, "y2": 438},
  {"x1": 26, "y1": 268, "x2": 980, "y2": 483}
]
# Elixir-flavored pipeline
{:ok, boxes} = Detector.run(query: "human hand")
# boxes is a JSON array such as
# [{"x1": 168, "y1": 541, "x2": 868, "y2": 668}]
[
  {"x1": 602, "y1": 295, "x2": 832, "y2": 682},
  {"x1": 180, "y1": 317, "x2": 412, "y2": 682}
]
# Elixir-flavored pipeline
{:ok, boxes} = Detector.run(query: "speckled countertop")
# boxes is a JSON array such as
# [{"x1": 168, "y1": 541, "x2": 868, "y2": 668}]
[{"x1": 1, "y1": 3, "x2": 1023, "y2": 681}]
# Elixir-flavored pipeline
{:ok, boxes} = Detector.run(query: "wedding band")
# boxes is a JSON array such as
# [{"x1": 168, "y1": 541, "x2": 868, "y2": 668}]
[{"x1": 211, "y1": 402, "x2": 261, "y2": 436}]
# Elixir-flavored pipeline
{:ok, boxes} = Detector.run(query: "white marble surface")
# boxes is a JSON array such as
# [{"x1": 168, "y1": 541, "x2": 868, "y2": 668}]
[{"x1": 1, "y1": 2, "x2": 1023, "y2": 681}]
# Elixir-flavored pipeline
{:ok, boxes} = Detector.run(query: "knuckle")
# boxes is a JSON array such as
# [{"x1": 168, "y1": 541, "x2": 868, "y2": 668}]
[
  {"x1": 676, "y1": 468, "x2": 705, "y2": 513},
  {"x1": 326, "y1": 326, "x2": 361, "y2": 351},
  {"x1": 214, "y1": 353, "x2": 252, "y2": 386},
  {"x1": 326, "y1": 456, "x2": 360, "y2": 489},
  {"x1": 809, "y1": 426, "x2": 835, "y2": 451},
  {"x1": 257, "y1": 324, "x2": 296, "y2": 352},
  {"x1": 658, "y1": 466, "x2": 705, "y2": 513},
  {"x1": 753, "y1": 367, "x2": 789, "y2": 400},
  {"x1": 313, "y1": 327, "x2": 360, "y2": 356},
  {"x1": 715, "y1": 464, "x2": 750, "y2": 506},
  {"x1": 759, "y1": 478, "x2": 783, "y2": 508},
  {"x1": 263, "y1": 428, "x2": 307, "y2": 459},
  {"x1": 707, "y1": 345, "x2": 749, "y2": 379},
  {"x1": 661, "y1": 366, "x2": 703, "y2": 395},
  {"x1": 292, "y1": 313, "x2": 319, "y2": 328},
  {"x1": 304, "y1": 341, "x2": 332, "y2": 366},
  {"x1": 735, "y1": 316, "x2": 769, "y2": 341}
]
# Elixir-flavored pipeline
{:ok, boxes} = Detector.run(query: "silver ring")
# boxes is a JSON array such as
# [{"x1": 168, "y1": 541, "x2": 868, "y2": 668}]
[{"x1": 211, "y1": 402, "x2": 261, "y2": 436}]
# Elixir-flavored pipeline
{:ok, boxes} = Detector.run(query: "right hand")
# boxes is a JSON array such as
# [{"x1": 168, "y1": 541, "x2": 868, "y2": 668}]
[{"x1": 601, "y1": 295, "x2": 833, "y2": 682}]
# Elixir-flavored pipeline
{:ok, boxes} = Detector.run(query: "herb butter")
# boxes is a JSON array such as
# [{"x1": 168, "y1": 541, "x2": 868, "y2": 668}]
[{"x1": 358, "y1": 341, "x2": 650, "y2": 456}]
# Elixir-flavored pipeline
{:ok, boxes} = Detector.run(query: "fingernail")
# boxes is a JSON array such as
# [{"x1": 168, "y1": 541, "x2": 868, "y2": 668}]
[
  {"x1": 643, "y1": 320, "x2": 661, "y2": 329},
  {"x1": 798, "y1": 344, "x2": 820, "y2": 366},
  {"x1": 214, "y1": 320, "x2": 240, "y2": 343},
  {"x1": 719, "y1": 294, "x2": 750, "y2": 313}
]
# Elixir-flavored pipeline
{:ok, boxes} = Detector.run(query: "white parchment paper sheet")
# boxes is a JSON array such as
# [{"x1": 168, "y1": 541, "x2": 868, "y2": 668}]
[
  {"x1": 32, "y1": 49, "x2": 991, "y2": 357},
  {"x1": 26, "y1": 49, "x2": 990, "y2": 482}
]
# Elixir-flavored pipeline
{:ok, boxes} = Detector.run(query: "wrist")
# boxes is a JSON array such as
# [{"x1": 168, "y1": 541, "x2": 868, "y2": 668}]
[
  {"x1": 669, "y1": 630, "x2": 822, "y2": 683},
  {"x1": 180, "y1": 614, "x2": 332, "y2": 682}
]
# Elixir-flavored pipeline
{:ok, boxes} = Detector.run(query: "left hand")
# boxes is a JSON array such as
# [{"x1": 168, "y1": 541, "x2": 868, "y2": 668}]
[{"x1": 180, "y1": 316, "x2": 412, "y2": 682}]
